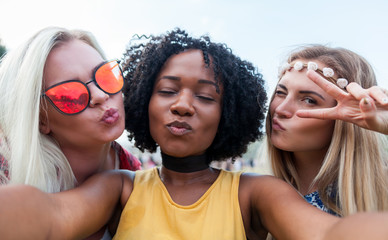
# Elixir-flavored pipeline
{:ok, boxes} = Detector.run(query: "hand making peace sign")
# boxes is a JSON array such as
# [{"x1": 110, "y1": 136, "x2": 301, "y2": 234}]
[{"x1": 296, "y1": 70, "x2": 388, "y2": 135}]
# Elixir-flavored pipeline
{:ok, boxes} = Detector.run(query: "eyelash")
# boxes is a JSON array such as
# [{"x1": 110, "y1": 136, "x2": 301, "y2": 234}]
[
  {"x1": 275, "y1": 90, "x2": 318, "y2": 105},
  {"x1": 275, "y1": 90, "x2": 286, "y2": 96},
  {"x1": 157, "y1": 90, "x2": 215, "y2": 102},
  {"x1": 197, "y1": 95, "x2": 215, "y2": 102},
  {"x1": 302, "y1": 97, "x2": 317, "y2": 105},
  {"x1": 158, "y1": 90, "x2": 176, "y2": 95}
]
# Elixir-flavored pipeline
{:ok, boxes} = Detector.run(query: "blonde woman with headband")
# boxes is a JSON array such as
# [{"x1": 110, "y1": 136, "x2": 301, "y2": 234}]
[
  {"x1": 0, "y1": 27, "x2": 141, "y2": 239},
  {"x1": 265, "y1": 45, "x2": 388, "y2": 217}
]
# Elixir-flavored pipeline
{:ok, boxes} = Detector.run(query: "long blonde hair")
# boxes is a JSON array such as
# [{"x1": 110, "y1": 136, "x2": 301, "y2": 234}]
[
  {"x1": 266, "y1": 45, "x2": 388, "y2": 216},
  {"x1": 0, "y1": 27, "x2": 107, "y2": 192}
]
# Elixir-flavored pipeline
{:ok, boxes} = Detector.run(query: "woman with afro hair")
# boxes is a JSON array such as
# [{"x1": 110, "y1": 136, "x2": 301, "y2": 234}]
[
  {"x1": 122, "y1": 28, "x2": 267, "y2": 162},
  {"x1": 1, "y1": 29, "x2": 388, "y2": 240}
]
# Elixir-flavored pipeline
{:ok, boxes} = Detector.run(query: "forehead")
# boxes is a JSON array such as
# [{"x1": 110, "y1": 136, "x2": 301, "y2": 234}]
[
  {"x1": 279, "y1": 59, "x2": 327, "y2": 88},
  {"x1": 44, "y1": 40, "x2": 104, "y2": 87},
  {"x1": 279, "y1": 69, "x2": 324, "y2": 92},
  {"x1": 159, "y1": 49, "x2": 216, "y2": 79},
  {"x1": 278, "y1": 70, "x2": 336, "y2": 102},
  {"x1": 47, "y1": 39, "x2": 102, "y2": 66}
]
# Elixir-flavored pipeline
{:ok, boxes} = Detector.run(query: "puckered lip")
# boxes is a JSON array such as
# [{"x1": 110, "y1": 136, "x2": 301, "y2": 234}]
[
  {"x1": 100, "y1": 108, "x2": 119, "y2": 124},
  {"x1": 166, "y1": 120, "x2": 193, "y2": 135},
  {"x1": 272, "y1": 118, "x2": 285, "y2": 131}
]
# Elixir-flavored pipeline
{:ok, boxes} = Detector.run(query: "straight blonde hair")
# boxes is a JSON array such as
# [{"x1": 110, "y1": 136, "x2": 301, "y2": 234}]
[
  {"x1": 266, "y1": 45, "x2": 388, "y2": 216},
  {"x1": 0, "y1": 27, "x2": 107, "y2": 192}
]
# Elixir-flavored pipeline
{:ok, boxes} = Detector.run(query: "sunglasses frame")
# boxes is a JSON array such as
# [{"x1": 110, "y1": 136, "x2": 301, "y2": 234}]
[{"x1": 41, "y1": 60, "x2": 123, "y2": 115}]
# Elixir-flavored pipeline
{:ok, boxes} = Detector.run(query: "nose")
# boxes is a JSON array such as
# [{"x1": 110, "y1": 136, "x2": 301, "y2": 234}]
[
  {"x1": 170, "y1": 90, "x2": 195, "y2": 116},
  {"x1": 273, "y1": 96, "x2": 294, "y2": 119},
  {"x1": 88, "y1": 82, "x2": 109, "y2": 107}
]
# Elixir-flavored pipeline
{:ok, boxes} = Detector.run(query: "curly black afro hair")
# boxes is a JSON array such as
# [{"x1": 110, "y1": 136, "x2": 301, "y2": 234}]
[{"x1": 122, "y1": 28, "x2": 267, "y2": 162}]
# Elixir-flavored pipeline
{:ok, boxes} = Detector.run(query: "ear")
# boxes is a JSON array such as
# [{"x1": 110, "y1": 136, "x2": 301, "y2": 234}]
[{"x1": 39, "y1": 112, "x2": 51, "y2": 134}]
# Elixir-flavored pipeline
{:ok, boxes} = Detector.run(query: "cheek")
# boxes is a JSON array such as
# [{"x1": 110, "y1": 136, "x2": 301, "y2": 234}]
[
  {"x1": 200, "y1": 107, "x2": 221, "y2": 139},
  {"x1": 46, "y1": 102, "x2": 69, "y2": 127},
  {"x1": 318, "y1": 120, "x2": 335, "y2": 145},
  {"x1": 296, "y1": 119, "x2": 335, "y2": 144},
  {"x1": 269, "y1": 99, "x2": 278, "y2": 116},
  {"x1": 148, "y1": 115, "x2": 159, "y2": 141},
  {"x1": 148, "y1": 96, "x2": 164, "y2": 141},
  {"x1": 46, "y1": 111, "x2": 82, "y2": 136},
  {"x1": 112, "y1": 92, "x2": 124, "y2": 103},
  {"x1": 117, "y1": 95, "x2": 125, "y2": 116}
]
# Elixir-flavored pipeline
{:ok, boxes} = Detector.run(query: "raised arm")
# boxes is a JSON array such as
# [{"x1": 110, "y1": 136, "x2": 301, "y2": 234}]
[
  {"x1": 297, "y1": 70, "x2": 388, "y2": 135},
  {"x1": 0, "y1": 170, "x2": 130, "y2": 239},
  {"x1": 245, "y1": 175, "x2": 338, "y2": 240},
  {"x1": 248, "y1": 175, "x2": 388, "y2": 240},
  {"x1": 322, "y1": 212, "x2": 388, "y2": 240}
]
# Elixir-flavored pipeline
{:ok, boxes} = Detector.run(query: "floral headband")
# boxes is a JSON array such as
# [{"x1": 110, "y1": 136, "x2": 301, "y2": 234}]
[{"x1": 278, "y1": 61, "x2": 349, "y2": 88}]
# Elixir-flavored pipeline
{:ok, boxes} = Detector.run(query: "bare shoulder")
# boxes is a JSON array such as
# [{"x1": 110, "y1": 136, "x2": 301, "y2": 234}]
[
  {"x1": 239, "y1": 172, "x2": 309, "y2": 211},
  {"x1": 117, "y1": 169, "x2": 135, "y2": 207},
  {"x1": 238, "y1": 173, "x2": 302, "y2": 239},
  {"x1": 239, "y1": 173, "x2": 339, "y2": 240},
  {"x1": 239, "y1": 173, "x2": 293, "y2": 196}
]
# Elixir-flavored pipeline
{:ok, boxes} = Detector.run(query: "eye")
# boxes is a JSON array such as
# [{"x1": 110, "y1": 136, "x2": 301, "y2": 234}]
[
  {"x1": 197, "y1": 95, "x2": 215, "y2": 102},
  {"x1": 302, "y1": 97, "x2": 317, "y2": 105},
  {"x1": 275, "y1": 90, "x2": 286, "y2": 96},
  {"x1": 157, "y1": 89, "x2": 177, "y2": 95}
]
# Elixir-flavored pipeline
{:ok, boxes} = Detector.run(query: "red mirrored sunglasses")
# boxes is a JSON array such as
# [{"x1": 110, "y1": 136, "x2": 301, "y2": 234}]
[{"x1": 42, "y1": 60, "x2": 124, "y2": 115}]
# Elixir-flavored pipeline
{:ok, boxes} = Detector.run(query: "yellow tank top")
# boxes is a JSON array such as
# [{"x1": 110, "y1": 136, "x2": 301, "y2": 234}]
[{"x1": 113, "y1": 168, "x2": 246, "y2": 240}]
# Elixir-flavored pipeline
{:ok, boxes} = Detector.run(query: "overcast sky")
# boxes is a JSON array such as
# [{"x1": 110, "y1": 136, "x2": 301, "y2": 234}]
[{"x1": 1, "y1": 0, "x2": 387, "y2": 94}]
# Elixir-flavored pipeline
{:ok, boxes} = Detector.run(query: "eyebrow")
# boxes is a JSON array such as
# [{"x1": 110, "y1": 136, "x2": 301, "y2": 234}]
[
  {"x1": 160, "y1": 76, "x2": 180, "y2": 81},
  {"x1": 277, "y1": 84, "x2": 325, "y2": 100},
  {"x1": 159, "y1": 76, "x2": 220, "y2": 94}
]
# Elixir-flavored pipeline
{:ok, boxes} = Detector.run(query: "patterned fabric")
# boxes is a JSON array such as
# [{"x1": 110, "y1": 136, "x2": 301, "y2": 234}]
[
  {"x1": 304, "y1": 191, "x2": 329, "y2": 212},
  {"x1": 111, "y1": 141, "x2": 142, "y2": 171},
  {"x1": 0, "y1": 152, "x2": 8, "y2": 184},
  {"x1": 0, "y1": 141, "x2": 141, "y2": 184},
  {"x1": 0, "y1": 135, "x2": 9, "y2": 184},
  {"x1": 304, "y1": 190, "x2": 337, "y2": 216}
]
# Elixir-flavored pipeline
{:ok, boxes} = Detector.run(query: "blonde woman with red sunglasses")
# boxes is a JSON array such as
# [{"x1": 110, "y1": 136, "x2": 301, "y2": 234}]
[{"x1": 0, "y1": 27, "x2": 141, "y2": 239}]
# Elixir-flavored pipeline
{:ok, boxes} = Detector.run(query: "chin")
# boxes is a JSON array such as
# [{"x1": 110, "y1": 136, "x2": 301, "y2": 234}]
[
  {"x1": 271, "y1": 141, "x2": 293, "y2": 152},
  {"x1": 106, "y1": 130, "x2": 125, "y2": 142},
  {"x1": 161, "y1": 147, "x2": 190, "y2": 158}
]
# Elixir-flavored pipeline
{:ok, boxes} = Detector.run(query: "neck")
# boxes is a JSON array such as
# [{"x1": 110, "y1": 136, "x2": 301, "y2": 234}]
[
  {"x1": 62, "y1": 142, "x2": 116, "y2": 184},
  {"x1": 161, "y1": 152, "x2": 210, "y2": 173},
  {"x1": 292, "y1": 150, "x2": 327, "y2": 195}
]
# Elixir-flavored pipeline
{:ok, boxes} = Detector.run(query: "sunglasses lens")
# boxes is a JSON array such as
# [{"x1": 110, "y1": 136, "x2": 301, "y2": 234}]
[
  {"x1": 95, "y1": 61, "x2": 124, "y2": 94},
  {"x1": 45, "y1": 81, "x2": 89, "y2": 114}
]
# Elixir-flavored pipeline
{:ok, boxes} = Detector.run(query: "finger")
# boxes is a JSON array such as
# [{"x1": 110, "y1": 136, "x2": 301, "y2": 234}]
[
  {"x1": 346, "y1": 82, "x2": 369, "y2": 100},
  {"x1": 367, "y1": 87, "x2": 388, "y2": 105},
  {"x1": 306, "y1": 70, "x2": 346, "y2": 100},
  {"x1": 359, "y1": 97, "x2": 377, "y2": 114},
  {"x1": 359, "y1": 98, "x2": 381, "y2": 132},
  {"x1": 296, "y1": 108, "x2": 337, "y2": 120}
]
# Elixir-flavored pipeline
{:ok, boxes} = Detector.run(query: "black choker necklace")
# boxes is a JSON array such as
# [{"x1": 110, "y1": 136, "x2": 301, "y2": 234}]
[{"x1": 161, "y1": 152, "x2": 210, "y2": 173}]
